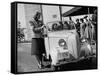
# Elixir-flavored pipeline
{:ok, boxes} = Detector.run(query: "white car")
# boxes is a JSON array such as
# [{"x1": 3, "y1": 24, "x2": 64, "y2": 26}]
[{"x1": 44, "y1": 21, "x2": 93, "y2": 66}]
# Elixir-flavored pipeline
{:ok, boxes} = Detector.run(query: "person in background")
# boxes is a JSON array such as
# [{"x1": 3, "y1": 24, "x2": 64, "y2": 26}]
[
  {"x1": 52, "y1": 23, "x2": 58, "y2": 31},
  {"x1": 89, "y1": 18, "x2": 95, "y2": 43},
  {"x1": 75, "y1": 19, "x2": 81, "y2": 37},
  {"x1": 68, "y1": 17, "x2": 75, "y2": 29},
  {"x1": 30, "y1": 11, "x2": 45, "y2": 69},
  {"x1": 58, "y1": 21, "x2": 63, "y2": 30},
  {"x1": 91, "y1": 9, "x2": 97, "y2": 27},
  {"x1": 63, "y1": 21, "x2": 70, "y2": 30},
  {"x1": 80, "y1": 18, "x2": 86, "y2": 38},
  {"x1": 84, "y1": 16, "x2": 92, "y2": 43},
  {"x1": 91, "y1": 9, "x2": 97, "y2": 42}
]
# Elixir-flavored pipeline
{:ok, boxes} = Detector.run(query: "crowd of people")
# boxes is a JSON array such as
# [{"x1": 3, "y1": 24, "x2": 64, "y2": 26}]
[{"x1": 74, "y1": 10, "x2": 97, "y2": 44}]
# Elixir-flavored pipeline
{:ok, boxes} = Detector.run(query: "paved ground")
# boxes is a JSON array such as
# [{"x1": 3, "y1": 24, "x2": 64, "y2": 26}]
[
  {"x1": 17, "y1": 43, "x2": 54, "y2": 73},
  {"x1": 17, "y1": 43, "x2": 97, "y2": 73}
]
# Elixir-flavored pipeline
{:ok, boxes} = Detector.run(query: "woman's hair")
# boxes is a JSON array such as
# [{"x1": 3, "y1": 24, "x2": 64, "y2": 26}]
[{"x1": 34, "y1": 12, "x2": 41, "y2": 21}]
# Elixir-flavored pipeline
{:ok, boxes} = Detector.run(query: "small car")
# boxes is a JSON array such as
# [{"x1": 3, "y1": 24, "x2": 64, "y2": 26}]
[{"x1": 44, "y1": 21, "x2": 94, "y2": 68}]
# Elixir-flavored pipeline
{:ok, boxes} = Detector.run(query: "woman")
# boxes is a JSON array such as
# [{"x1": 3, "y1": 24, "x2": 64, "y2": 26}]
[{"x1": 30, "y1": 11, "x2": 45, "y2": 69}]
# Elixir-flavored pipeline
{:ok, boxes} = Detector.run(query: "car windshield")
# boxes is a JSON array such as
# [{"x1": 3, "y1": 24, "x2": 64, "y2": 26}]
[{"x1": 46, "y1": 21, "x2": 76, "y2": 32}]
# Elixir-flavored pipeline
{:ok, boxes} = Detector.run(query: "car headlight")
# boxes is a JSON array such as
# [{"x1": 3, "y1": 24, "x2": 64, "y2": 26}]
[{"x1": 58, "y1": 39, "x2": 67, "y2": 48}]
